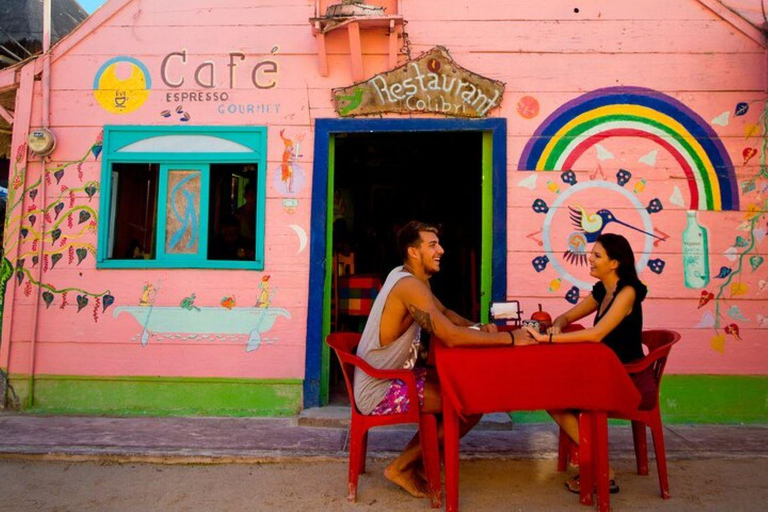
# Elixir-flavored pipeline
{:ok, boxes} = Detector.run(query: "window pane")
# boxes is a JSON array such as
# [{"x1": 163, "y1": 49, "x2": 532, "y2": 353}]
[
  {"x1": 208, "y1": 164, "x2": 257, "y2": 260},
  {"x1": 110, "y1": 163, "x2": 158, "y2": 259},
  {"x1": 165, "y1": 168, "x2": 202, "y2": 255}
]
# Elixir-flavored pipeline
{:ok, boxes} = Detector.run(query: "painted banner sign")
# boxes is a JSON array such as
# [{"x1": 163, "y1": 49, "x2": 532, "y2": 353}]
[{"x1": 333, "y1": 46, "x2": 505, "y2": 118}]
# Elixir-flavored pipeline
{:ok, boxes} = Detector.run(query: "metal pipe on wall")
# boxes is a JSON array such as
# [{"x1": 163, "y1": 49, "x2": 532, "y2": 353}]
[{"x1": 28, "y1": 0, "x2": 53, "y2": 407}]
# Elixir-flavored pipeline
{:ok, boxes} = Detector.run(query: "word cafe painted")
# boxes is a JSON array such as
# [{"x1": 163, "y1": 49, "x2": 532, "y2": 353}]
[{"x1": 0, "y1": 0, "x2": 765, "y2": 423}]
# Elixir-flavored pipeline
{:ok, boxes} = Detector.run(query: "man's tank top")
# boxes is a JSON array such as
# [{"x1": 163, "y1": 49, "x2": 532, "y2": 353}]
[{"x1": 353, "y1": 266, "x2": 421, "y2": 415}]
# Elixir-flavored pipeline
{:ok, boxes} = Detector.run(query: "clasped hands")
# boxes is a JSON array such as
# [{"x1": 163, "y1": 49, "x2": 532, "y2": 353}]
[{"x1": 516, "y1": 325, "x2": 563, "y2": 345}]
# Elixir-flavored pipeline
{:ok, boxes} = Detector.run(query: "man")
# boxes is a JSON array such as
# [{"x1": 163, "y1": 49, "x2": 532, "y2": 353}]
[{"x1": 353, "y1": 221, "x2": 531, "y2": 499}]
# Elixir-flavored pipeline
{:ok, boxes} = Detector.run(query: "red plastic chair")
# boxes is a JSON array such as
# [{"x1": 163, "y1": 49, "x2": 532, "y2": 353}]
[
  {"x1": 326, "y1": 332, "x2": 442, "y2": 507},
  {"x1": 557, "y1": 329, "x2": 681, "y2": 499}
]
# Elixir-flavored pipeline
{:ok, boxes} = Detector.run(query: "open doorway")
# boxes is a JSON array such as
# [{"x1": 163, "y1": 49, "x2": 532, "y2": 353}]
[{"x1": 328, "y1": 131, "x2": 483, "y2": 404}]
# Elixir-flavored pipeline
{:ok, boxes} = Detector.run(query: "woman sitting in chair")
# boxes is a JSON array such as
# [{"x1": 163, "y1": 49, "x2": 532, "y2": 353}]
[{"x1": 522, "y1": 233, "x2": 654, "y2": 495}]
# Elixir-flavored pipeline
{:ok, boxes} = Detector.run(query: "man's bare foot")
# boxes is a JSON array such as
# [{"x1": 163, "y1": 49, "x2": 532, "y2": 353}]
[{"x1": 384, "y1": 464, "x2": 429, "y2": 498}]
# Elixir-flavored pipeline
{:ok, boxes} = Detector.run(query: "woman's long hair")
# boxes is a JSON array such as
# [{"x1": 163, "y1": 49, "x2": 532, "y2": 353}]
[{"x1": 596, "y1": 233, "x2": 639, "y2": 284}]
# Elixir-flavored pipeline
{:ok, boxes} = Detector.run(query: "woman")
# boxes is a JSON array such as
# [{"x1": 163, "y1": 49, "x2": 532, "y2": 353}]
[{"x1": 522, "y1": 233, "x2": 653, "y2": 495}]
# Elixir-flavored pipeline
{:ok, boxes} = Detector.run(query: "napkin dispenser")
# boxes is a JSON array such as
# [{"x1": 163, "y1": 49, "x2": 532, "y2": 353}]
[{"x1": 490, "y1": 301, "x2": 522, "y2": 326}]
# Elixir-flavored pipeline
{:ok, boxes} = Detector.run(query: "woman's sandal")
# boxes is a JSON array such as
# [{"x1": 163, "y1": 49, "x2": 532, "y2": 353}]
[{"x1": 565, "y1": 474, "x2": 620, "y2": 494}]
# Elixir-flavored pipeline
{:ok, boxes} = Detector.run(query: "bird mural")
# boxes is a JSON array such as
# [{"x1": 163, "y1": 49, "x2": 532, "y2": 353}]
[
  {"x1": 568, "y1": 206, "x2": 664, "y2": 242},
  {"x1": 561, "y1": 205, "x2": 663, "y2": 266}
]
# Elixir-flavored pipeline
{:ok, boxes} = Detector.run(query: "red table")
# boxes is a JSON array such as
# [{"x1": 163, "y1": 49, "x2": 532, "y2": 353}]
[{"x1": 434, "y1": 338, "x2": 641, "y2": 512}]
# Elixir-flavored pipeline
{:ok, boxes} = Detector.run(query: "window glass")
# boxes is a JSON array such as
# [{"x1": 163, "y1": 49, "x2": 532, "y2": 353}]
[
  {"x1": 208, "y1": 164, "x2": 257, "y2": 260},
  {"x1": 110, "y1": 163, "x2": 158, "y2": 260}
]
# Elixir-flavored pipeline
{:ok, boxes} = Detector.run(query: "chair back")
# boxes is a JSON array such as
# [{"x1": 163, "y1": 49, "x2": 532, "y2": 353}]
[
  {"x1": 640, "y1": 329, "x2": 681, "y2": 385},
  {"x1": 326, "y1": 332, "x2": 363, "y2": 408}
]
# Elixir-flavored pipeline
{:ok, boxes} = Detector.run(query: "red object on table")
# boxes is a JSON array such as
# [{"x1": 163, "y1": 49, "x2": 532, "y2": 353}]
[
  {"x1": 558, "y1": 329, "x2": 681, "y2": 500},
  {"x1": 337, "y1": 275, "x2": 382, "y2": 316},
  {"x1": 326, "y1": 332, "x2": 442, "y2": 508},
  {"x1": 434, "y1": 338, "x2": 640, "y2": 512}
]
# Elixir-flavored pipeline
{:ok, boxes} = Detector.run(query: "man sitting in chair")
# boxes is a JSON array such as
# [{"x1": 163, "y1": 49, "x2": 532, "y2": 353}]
[{"x1": 353, "y1": 220, "x2": 531, "y2": 498}]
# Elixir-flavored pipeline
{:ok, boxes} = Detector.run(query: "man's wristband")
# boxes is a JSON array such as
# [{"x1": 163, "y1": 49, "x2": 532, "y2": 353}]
[
  {"x1": 549, "y1": 332, "x2": 553, "y2": 344},
  {"x1": 507, "y1": 331, "x2": 515, "y2": 345}
]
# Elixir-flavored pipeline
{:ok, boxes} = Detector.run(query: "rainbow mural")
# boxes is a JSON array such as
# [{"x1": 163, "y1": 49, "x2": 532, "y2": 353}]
[{"x1": 518, "y1": 87, "x2": 738, "y2": 211}]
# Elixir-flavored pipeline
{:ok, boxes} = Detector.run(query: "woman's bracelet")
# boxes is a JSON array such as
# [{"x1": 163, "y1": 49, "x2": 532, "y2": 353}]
[
  {"x1": 549, "y1": 332, "x2": 553, "y2": 344},
  {"x1": 507, "y1": 331, "x2": 515, "y2": 345}
]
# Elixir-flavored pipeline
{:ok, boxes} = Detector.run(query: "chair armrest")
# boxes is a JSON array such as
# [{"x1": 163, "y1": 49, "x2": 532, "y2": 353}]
[
  {"x1": 623, "y1": 347, "x2": 669, "y2": 374},
  {"x1": 347, "y1": 355, "x2": 418, "y2": 386}
]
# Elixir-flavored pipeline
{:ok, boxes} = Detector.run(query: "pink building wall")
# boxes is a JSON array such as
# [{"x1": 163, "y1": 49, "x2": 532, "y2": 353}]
[{"x1": 1, "y1": 0, "x2": 765, "y2": 413}]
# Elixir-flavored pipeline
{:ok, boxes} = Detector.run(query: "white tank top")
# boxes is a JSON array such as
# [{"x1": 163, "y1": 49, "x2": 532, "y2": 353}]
[{"x1": 353, "y1": 266, "x2": 421, "y2": 415}]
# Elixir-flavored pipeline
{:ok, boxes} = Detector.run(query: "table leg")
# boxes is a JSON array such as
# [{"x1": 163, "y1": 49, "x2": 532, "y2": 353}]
[
  {"x1": 444, "y1": 400, "x2": 460, "y2": 512},
  {"x1": 578, "y1": 413, "x2": 594, "y2": 506},
  {"x1": 593, "y1": 411, "x2": 611, "y2": 512}
]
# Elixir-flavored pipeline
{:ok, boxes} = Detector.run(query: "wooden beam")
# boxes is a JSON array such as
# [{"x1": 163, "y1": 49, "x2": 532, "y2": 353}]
[
  {"x1": 388, "y1": 19, "x2": 399, "y2": 69},
  {"x1": 697, "y1": 0, "x2": 767, "y2": 48},
  {"x1": 0, "y1": 103, "x2": 13, "y2": 124},
  {"x1": 348, "y1": 21, "x2": 364, "y2": 81}
]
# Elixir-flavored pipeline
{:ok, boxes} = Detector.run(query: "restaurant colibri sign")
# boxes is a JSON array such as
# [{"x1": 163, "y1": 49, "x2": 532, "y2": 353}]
[{"x1": 333, "y1": 46, "x2": 505, "y2": 118}]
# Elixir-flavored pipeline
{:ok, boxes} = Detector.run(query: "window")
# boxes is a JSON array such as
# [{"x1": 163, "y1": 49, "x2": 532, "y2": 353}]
[{"x1": 97, "y1": 126, "x2": 267, "y2": 269}]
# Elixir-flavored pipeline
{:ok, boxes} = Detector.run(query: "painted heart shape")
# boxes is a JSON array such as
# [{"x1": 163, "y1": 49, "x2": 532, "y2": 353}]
[
  {"x1": 91, "y1": 143, "x2": 103, "y2": 160},
  {"x1": 21, "y1": 228, "x2": 28, "y2": 239},
  {"x1": 750, "y1": 255, "x2": 764, "y2": 271},
  {"x1": 54, "y1": 169, "x2": 65, "y2": 184},
  {"x1": 29, "y1": 189, "x2": 38, "y2": 200},
  {"x1": 42, "y1": 291, "x2": 54, "y2": 308},
  {"x1": 743, "y1": 147, "x2": 758, "y2": 165},
  {"x1": 76, "y1": 294, "x2": 89, "y2": 313},
  {"x1": 85, "y1": 185, "x2": 97, "y2": 200},
  {"x1": 29, "y1": 214, "x2": 36, "y2": 227},
  {"x1": 734, "y1": 236, "x2": 749, "y2": 248},
  {"x1": 15, "y1": 269, "x2": 24, "y2": 286},
  {"x1": 102, "y1": 294, "x2": 115, "y2": 313},
  {"x1": 31, "y1": 255, "x2": 39, "y2": 267},
  {"x1": 78, "y1": 211, "x2": 91, "y2": 224},
  {"x1": 715, "y1": 266, "x2": 732, "y2": 279},
  {"x1": 51, "y1": 228, "x2": 62, "y2": 244},
  {"x1": 54, "y1": 202, "x2": 65, "y2": 219},
  {"x1": 76, "y1": 248, "x2": 87, "y2": 265},
  {"x1": 698, "y1": 291, "x2": 714, "y2": 308},
  {"x1": 51, "y1": 253, "x2": 63, "y2": 269}
]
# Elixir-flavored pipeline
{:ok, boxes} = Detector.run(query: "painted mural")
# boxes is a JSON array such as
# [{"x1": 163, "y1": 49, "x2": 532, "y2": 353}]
[
  {"x1": 113, "y1": 274, "x2": 289, "y2": 352},
  {"x1": 519, "y1": 87, "x2": 766, "y2": 353},
  {"x1": 1, "y1": 135, "x2": 114, "y2": 327}
]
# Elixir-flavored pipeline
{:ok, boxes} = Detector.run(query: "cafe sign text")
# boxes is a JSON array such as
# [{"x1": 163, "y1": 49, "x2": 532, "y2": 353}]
[{"x1": 333, "y1": 46, "x2": 505, "y2": 118}]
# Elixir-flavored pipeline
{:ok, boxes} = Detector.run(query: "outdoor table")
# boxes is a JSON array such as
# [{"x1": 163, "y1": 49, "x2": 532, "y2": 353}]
[{"x1": 433, "y1": 338, "x2": 641, "y2": 512}]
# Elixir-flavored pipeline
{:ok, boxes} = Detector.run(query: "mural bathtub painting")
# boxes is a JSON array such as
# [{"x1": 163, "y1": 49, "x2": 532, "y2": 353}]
[{"x1": 114, "y1": 306, "x2": 291, "y2": 352}]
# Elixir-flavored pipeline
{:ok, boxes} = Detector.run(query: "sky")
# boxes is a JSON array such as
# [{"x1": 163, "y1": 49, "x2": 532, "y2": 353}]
[{"x1": 78, "y1": 0, "x2": 107, "y2": 15}]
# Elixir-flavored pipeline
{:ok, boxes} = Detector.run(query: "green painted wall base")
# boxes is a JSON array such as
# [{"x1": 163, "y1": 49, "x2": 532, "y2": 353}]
[
  {"x1": 511, "y1": 375, "x2": 768, "y2": 425},
  {"x1": 7, "y1": 374, "x2": 303, "y2": 417}
]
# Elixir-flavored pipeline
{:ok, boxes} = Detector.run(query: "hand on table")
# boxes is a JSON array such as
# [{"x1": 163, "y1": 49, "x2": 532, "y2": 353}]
[
  {"x1": 479, "y1": 323, "x2": 498, "y2": 333},
  {"x1": 522, "y1": 326, "x2": 547, "y2": 344},
  {"x1": 514, "y1": 327, "x2": 539, "y2": 346}
]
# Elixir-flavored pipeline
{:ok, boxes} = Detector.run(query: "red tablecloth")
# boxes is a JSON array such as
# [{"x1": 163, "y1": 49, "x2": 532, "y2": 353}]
[
  {"x1": 434, "y1": 341, "x2": 640, "y2": 417},
  {"x1": 434, "y1": 339, "x2": 641, "y2": 512}
]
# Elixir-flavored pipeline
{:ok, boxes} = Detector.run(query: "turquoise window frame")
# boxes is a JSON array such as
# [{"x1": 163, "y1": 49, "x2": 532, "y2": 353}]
[{"x1": 97, "y1": 125, "x2": 267, "y2": 270}]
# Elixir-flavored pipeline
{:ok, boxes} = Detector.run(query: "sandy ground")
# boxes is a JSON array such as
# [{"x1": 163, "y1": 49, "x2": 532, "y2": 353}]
[{"x1": 0, "y1": 457, "x2": 766, "y2": 511}]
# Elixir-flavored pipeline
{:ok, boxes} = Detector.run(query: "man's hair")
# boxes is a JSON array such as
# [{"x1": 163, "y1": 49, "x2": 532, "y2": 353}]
[{"x1": 397, "y1": 221, "x2": 439, "y2": 261}]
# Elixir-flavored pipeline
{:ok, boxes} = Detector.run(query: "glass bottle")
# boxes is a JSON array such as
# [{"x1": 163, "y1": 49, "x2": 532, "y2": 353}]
[{"x1": 682, "y1": 210, "x2": 710, "y2": 288}]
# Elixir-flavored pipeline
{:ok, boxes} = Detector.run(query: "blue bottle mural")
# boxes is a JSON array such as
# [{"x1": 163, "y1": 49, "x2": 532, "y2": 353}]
[{"x1": 682, "y1": 210, "x2": 710, "y2": 289}]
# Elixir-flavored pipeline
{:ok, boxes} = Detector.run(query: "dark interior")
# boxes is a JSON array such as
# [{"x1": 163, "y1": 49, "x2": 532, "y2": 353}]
[{"x1": 329, "y1": 131, "x2": 483, "y2": 402}]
